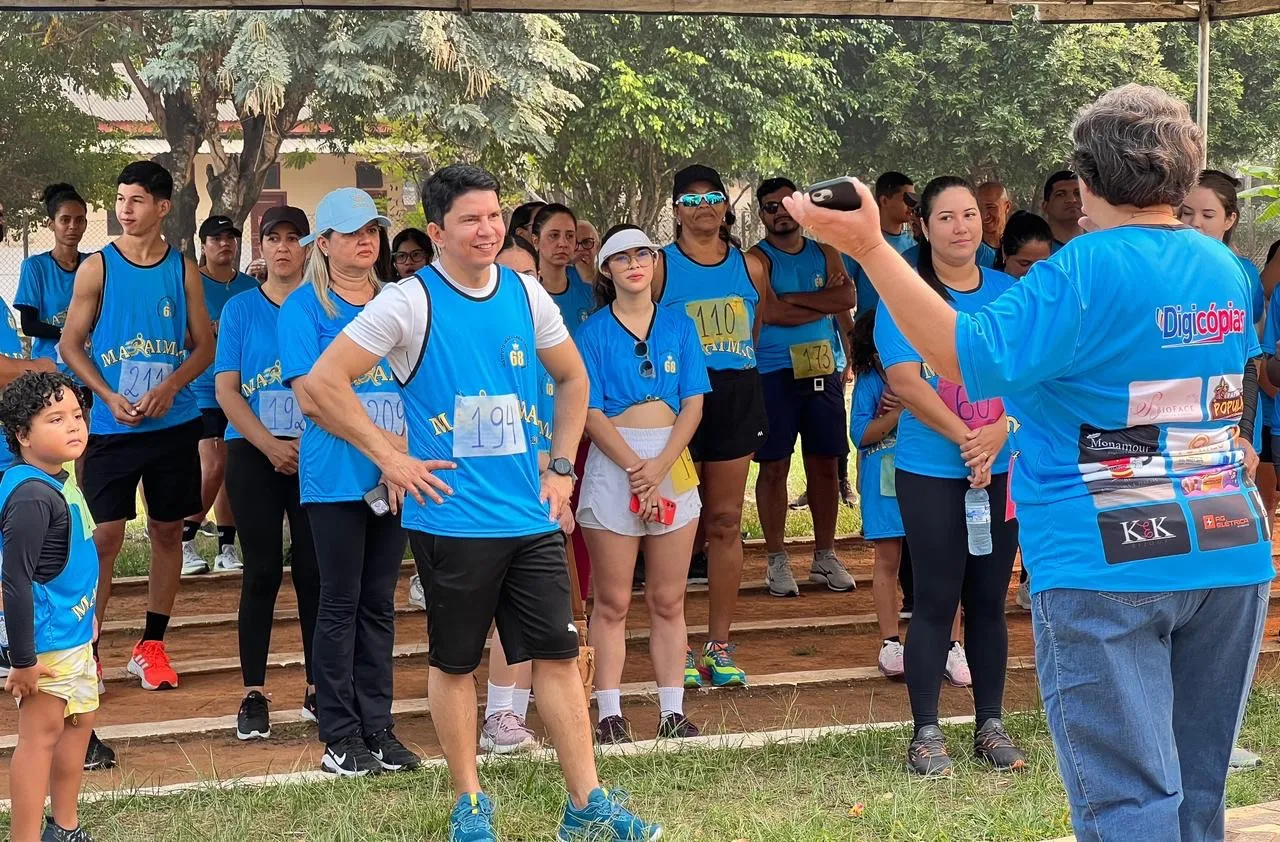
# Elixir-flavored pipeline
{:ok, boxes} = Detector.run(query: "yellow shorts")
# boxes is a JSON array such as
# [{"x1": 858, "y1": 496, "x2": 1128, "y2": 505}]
[{"x1": 22, "y1": 643, "x2": 99, "y2": 717}]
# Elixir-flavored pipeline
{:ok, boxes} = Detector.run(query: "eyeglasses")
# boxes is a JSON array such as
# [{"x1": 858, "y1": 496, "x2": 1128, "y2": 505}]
[
  {"x1": 392, "y1": 249, "x2": 427, "y2": 265},
  {"x1": 605, "y1": 248, "x2": 657, "y2": 270},
  {"x1": 635, "y1": 341, "x2": 655, "y2": 379},
  {"x1": 760, "y1": 201, "x2": 784, "y2": 215},
  {"x1": 676, "y1": 191, "x2": 727, "y2": 209},
  {"x1": 576, "y1": 238, "x2": 596, "y2": 251}
]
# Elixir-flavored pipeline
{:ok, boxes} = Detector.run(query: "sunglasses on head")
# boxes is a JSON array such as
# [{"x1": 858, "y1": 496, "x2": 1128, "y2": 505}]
[{"x1": 676, "y1": 191, "x2": 727, "y2": 209}]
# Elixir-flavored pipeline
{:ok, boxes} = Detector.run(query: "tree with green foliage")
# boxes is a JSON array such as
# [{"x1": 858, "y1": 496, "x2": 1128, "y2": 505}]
[{"x1": 35, "y1": 10, "x2": 590, "y2": 256}]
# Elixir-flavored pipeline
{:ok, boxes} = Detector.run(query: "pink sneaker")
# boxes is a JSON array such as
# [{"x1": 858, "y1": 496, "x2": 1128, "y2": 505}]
[
  {"x1": 878, "y1": 640, "x2": 905, "y2": 679},
  {"x1": 944, "y1": 643, "x2": 972, "y2": 687}
]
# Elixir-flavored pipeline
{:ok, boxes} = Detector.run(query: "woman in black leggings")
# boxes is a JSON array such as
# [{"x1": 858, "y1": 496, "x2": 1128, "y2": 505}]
[
  {"x1": 873, "y1": 176, "x2": 1024, "y2": 776},
  {"x1": 215, "y1": 207, "x2": 319, "y2": 741}
]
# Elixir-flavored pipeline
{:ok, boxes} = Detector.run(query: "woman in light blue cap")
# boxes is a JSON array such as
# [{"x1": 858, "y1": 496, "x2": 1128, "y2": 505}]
[{"x1": 276, "y1": 187, "x2": 420, "y2": 776}]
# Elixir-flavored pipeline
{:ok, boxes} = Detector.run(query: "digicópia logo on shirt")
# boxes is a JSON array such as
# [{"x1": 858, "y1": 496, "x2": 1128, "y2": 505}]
[{"x1": 1155, "y1": 302, "x2": 1247, "y2": 348}]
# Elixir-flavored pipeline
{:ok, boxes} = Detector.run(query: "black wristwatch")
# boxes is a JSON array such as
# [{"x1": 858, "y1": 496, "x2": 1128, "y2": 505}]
[{"x1": 548, "y1": 457, "x2": 577, "y2": 482}]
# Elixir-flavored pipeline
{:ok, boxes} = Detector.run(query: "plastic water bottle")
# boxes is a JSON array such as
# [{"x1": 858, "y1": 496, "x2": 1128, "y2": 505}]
[{"x1": 964, "y1": 488, "x2": 993, "y2": 556}]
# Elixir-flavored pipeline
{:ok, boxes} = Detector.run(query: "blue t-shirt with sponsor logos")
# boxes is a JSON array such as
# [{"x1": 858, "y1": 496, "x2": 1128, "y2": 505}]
[
  {"x1": 956, "y1": 225, "x2": 1272, "y2": 594},
  {"x1": 875, "y1": 267, "x2": 1015, "y2": 479}
]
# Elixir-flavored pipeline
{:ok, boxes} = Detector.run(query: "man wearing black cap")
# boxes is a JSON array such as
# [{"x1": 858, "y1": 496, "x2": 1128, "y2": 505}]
[{"x1": 180, "y1": 214, "x2": 258, "y2": 576}]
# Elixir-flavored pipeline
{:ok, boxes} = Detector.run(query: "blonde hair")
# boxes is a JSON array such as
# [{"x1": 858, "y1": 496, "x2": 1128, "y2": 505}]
[{"x1": 305, "y1": 229, "x2": 383, "y2": 319}]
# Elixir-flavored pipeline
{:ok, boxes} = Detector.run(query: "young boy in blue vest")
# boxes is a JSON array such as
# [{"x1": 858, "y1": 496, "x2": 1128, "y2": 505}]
[{"x1": 2, "y1": 372, "x2": 99, "y2": 842}]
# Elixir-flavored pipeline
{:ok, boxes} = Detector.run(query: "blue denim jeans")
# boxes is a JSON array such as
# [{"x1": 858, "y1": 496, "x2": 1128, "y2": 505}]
[{"x1": 1033, "y1": 583, "x2": 1268, "y2": 842}]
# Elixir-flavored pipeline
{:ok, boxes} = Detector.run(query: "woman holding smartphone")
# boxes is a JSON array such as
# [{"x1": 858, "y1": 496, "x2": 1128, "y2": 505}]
[
  {"x1": 578, "y1": 224, "x2": 710, "y2": 742},
  {"x1": 278, "y1": 188, "x2": 417, "y2": 778}
]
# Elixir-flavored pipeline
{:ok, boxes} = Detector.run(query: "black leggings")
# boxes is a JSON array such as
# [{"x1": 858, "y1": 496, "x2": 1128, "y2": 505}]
[
  {"x1": 897, "y1": 469, "x2": 1018, "y2": 733},
  {"x1": 225, "y1": 438, "x2": 319, "y2": 688},
  {"x1": 308, "y1": 500, "x2": 407, "y2": 743}
]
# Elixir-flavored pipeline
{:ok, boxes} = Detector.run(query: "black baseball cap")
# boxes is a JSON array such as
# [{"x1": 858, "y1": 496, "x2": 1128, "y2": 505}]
[
  {"x1": 199, "y1": 215, "x2": 242, "y2": 240},
  {"x1": 259, "y1": 205, "x2": 310, "y2": 238},
  {"x1": 673, "y1": 164, "x2": 728, "y2": 202}
]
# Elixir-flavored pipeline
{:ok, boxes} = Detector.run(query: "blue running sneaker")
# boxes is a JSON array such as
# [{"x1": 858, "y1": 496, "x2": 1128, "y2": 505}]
[
  {"x1": 450, "y1": 792, "x2": 497, "y2": 842},
  {"x1": 699, "y1": 641, "x2": 746, "y2": 687},
  {"x1": 683, "y1": 648, "x2": 703, "y2": 690},
  {"x1": 557, "y1": 787, "x2": 662, "y2": 841}
]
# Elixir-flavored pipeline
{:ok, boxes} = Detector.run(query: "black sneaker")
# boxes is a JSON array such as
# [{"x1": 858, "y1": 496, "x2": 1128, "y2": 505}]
[
  {"x1": 595, "y1": 715, "x2": 633, "y2": 745},
  {"x1": 83, "y1": 731, "x2": 116, "y2": 771},
  {"x1": 301, "y1": 688, "x2": 317, "y2": 723},
  {"x1": 656, "y1": 713, "x2": 701, "y2": 739},
  {"x1": 321, "y1": 734, "x2": 381, "y2": 777},
  {"x1": 974, "y1": 718, "x2": 1027, "y2": 771},
  {"x1": 236, "y1": 691, "x2": 271, "y2": 741},
  {"x1": 365, "y1": 726, "x2": 422, "y2": 772},
  {"x1": 41, "y1": 818, "x2": 94, "y2": 842},
  {"x1": 632, "y1": 552, "x2": 646, "y2": 591},
  {"x1": 840, "y1": 478, "x2": 857, "y2": 507},
  {"x1": 687, "y1": 551, "x2": 709, "y2": 585},
  {"x1": 907, "y1": 725, "x2": 954, "y2": 777}
]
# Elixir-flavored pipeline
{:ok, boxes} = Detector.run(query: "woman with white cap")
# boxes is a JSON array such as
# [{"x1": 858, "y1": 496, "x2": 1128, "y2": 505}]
[
  {"x1": 277, "y1": 187, "x2": 419, "y2": 777},
  {"x1": 578, "y1": 224, "x2": 710, "y2": 743}
]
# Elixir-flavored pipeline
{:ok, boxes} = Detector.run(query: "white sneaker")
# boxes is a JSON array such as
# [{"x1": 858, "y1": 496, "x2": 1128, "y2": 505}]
[
  {"x1": 181, "y1": 540, "x2": 208, "y2": 575},
  {"x1": 765, "y1": 553, "x2": 799, "y2": 597},
  {"x1": 1015, "y1": 580, "x2": 1032, "y2": 610},
  {"x1": 408, "y1": 574, "x2": 426, "y2": 610},
  {"x1": 1229, "y1": 745, "x2": 1263, "y2": 773},
  {"x1": 944, "y1": 642, "x2": 972, "y2": 687},
  {"x1": 878, "y1": 640, "x2": 905, "y2": 679},
  {"x1": 213, "y1": 544, "x2": 242, "y2": 571}
]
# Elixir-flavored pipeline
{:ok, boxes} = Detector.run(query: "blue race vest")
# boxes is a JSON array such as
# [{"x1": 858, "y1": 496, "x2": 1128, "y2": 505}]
[
  {"x1": 659, "y1": 242, "x2": 758, "y2": 371},
  {"x1": 399, "y1": 265, "x2": 554, "y2": 538},
  {"x1": 754, "y1": 239, "x2": 841, "y2": 376},
  {"x1": 0, "y1": 466, "x2": 98, "y2": 654},
  {"x1": 90, "y1": 244, "x2": 198, "y2": 435},
  {"x1": 0, "y1": 299, "x2": 28, "y2": 472}
]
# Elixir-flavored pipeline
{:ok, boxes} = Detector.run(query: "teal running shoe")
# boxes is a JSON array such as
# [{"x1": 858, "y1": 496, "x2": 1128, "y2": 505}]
[
  {"x1": 699, "y1": 641, "x2": 746, "y2": 687},
  {"x1": 557, "y1": 787, "x2": 662, "y2": 841},
  {"x1": 450, "y1": 792, "x2": 497, "y2": 842},
  {"x1": 683, "y1": 648, "x2": 704, "y2": 689}
]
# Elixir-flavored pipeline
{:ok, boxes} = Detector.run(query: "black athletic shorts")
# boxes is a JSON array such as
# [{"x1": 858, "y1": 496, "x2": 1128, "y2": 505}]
[
  {"x1": 1262, "y1": 426, "x2": 1273, "y2": 463},
  {"x1": 688, "y1": 367, "x2": 768, "y2": 463},
  {"x1": 755, "y1": 369, "x2": 849, "y2": 462},
  {"x1": 408, "y1": 529, "x2": 578, "y2": 674},
  {"x1": 200, "y1": 407, "x2": 229, "y2": 440},
  {"x1": 81, "y1": 417, "x2": 202, "y2": 523}
]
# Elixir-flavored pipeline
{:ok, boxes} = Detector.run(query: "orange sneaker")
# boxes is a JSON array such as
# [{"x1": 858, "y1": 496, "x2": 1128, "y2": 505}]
[{"x1": 127, "y1": 639, "x2": 179, "y2": 690}]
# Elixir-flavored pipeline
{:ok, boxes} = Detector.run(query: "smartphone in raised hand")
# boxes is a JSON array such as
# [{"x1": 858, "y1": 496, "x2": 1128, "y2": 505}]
[{"x1": 804, "y1": 177, "x2": 863, "y2": 212}]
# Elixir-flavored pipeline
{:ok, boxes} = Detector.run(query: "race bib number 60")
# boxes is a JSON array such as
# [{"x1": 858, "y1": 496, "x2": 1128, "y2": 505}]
[{"x1": 452, "y1": 393, "x2": 527, "y2": 458}]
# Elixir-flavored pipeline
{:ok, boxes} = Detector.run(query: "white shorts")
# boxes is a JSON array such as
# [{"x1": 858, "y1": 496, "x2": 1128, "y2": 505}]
[{"x1": 577, "y1": 426, "x2": 701, "y2": 537}]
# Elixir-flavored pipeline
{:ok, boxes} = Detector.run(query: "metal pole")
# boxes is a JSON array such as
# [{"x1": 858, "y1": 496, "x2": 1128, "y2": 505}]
[{"x1": 1197, "y1": 4, "x2": 1211, "y2": 167}]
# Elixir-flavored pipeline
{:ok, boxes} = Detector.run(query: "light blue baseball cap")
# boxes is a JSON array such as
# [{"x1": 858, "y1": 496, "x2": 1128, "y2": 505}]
[{"x1": 300, "y1": 187, "x2": 392, "y2": 246}]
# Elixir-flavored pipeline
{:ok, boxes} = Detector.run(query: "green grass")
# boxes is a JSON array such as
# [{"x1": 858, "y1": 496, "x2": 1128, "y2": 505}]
[{"x1": 24, "y1": 683, "x2": 1280, "y2": 841}]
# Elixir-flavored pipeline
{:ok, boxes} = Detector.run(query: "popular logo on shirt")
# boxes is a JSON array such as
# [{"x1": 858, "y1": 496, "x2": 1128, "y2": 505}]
[
  {"x1": 1156, "y1": 302, "x2": 1247, "y2": 348},
  {"x1": 1207, "y1": 375, "x2": 1245, "y2": 421},
  {"x1": 1180, "y1": 467, "x2": 1243, "y2": 497},
  {"x1": 663, "y1": 353, "x2": 677, "y2": 375},
  {"x1": 158, "y1": 296, "x2": 175, "y2": 319},
  {"x1": 1126, "y1": 379, "x2": 1204, "y2": 426},
  {"x1": 1076, "y1": 424, "x2": 1160, "y2": 463},
  {"x1": 1097, "y1": 502, "x2": 1191, "y2": 564},
  {"x1": 1189, "y1": 496, "x2": 1261, "y2": 551}
]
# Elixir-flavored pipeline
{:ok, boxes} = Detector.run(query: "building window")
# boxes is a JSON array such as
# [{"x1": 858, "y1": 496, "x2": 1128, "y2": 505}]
[
  {"x1": 355, "y1": 162, "x2": 384, "y2": 190},
  {"x1": 263, "y1": 162, "x2": 281, "y2": 191},
  {"x1": 107, "y1": 208, "x2": 122, "y2": 236}
]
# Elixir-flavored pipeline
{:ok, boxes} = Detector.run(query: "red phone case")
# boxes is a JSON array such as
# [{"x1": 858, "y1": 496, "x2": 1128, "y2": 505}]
[{"x1": 630, "y1": 494, "x2": 677, "y2": 526}]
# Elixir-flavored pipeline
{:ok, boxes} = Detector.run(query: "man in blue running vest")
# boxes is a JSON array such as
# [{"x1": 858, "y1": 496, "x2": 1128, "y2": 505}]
[{"x1": 303, "y1": 164, "x2": 661, "y2": 841}]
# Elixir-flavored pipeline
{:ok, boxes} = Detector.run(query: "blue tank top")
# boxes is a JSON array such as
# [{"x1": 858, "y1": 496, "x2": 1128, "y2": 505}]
[
  {"x1": 549, "y1": 266, "x2": 595, "y2": 338},
  {"x1": 15, "y1": 251, "x2": 85, "y2": 380},
  {"x1": 659, "y1": 242, "x2": 759, "y2": 371},
  {"x1": 754, "y1": 239, "x2": 842, "y2": 376},
  {"x1": 90, "y1": 244, "x2": 199, "y2": 435},
  {"x1": 0, "y1": 466, "x2": 98, "y2": 654},
  {"x1": 0, "y1": 300, "x2": 28, "y2": 472},
  {"x1": 193, "y1": 271, "x2": 258, "y2": 410},
  {"x1": 399, "y1": 265, "x2": 554, "y2": 538}
]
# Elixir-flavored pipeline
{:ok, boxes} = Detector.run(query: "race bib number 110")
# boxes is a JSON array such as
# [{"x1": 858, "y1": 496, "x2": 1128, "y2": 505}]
[{"x1": 453, "y1": 393, "x2": 528, "y2": 459}]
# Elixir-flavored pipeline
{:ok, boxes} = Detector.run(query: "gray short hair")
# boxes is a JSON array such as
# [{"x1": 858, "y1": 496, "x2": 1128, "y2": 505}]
[{"x1": 1070, "y1": 84, "x2": 1203, "y2": 210}]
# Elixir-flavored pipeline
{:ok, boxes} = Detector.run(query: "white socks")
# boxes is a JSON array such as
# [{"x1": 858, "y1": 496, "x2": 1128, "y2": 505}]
[
  {"x1": 485, "y1": 682, "x2": 514, "y2": 720},
  {"x1": 512, "y1": 688, "x2": 531, "y2": 719},
  {"x1": 658, "y1": 686, "x2": 684, "y2": 717},
  {"x1": 596, "y1": 688, "x2": 622, "y2": 722}
]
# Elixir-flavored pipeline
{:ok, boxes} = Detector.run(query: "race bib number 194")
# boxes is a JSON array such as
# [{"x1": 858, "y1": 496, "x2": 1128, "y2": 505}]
[{"x1": 452, "y1": 393, "x2": 527, "y2": 459}]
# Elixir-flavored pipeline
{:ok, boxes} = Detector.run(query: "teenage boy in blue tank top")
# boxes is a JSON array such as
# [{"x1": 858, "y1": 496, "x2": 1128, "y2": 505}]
[
  {"x1": 60, "y1": 161, "x2": 215, "y2": 700},
  {"x1": 180, "y1": 215, "x2": 257, "y2": 577},
  {"x1": 748, "y1": 177, "x2": 857, "y2": 599},
  {"x1": 304, "y1": 164, "x2": 662, "y2": 842}
]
